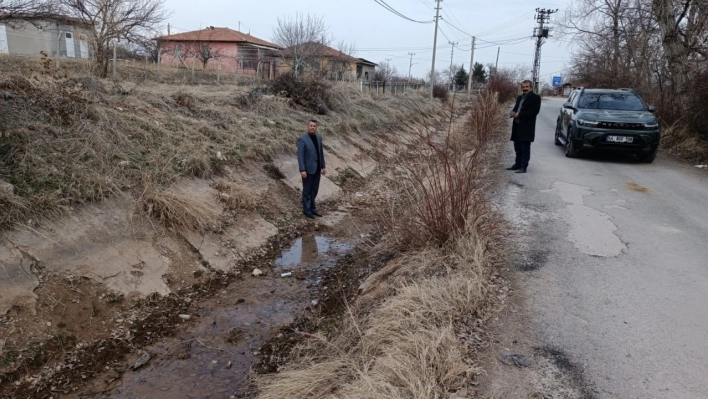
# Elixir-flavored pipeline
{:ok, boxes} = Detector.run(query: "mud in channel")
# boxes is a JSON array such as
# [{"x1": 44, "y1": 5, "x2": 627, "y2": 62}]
[{"x1": 67, "y1": 235, "x2": 353, "y2": 399}]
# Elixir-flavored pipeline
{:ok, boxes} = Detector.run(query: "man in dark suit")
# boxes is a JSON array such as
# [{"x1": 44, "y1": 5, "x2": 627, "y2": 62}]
[
  {"x1": 507, "y1": 80, "x2": 542, "y2": 174},
  {"x1": 297, "y1": 119, "x2": 327, "y2": 219}
]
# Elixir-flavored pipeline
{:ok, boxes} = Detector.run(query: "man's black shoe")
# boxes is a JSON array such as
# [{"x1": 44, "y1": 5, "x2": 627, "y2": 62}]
[
  {"x1": 515, "y1": 167, "x2": 527, "y2": 174},
  {"x1": 304, "y1": 213, "x2": 315, "y2": 219},
  {"x1": 506, "y1": 165, "x2": 521, "y2": 170},
  {"x1": 312, "y1": 211, "x2": 323, "y2": 217}
]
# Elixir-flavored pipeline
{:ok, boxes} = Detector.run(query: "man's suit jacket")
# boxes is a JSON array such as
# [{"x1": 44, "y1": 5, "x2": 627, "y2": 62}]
[
  {"x1": 297, "y1": 133, "x2": 326, "y2": 175},
  {"x1": 510, "y1": 91, "x2": 541, "y2": 142}
]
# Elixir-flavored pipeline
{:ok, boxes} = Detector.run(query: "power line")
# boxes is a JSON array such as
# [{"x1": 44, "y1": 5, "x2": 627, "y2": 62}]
[
  {"x1": 372, "y1": 0, "x2": 434, "y2": 24},
  {"x1": 474, "y1": 11, "x2": 535, "y2": 36},
  {"x1": 441, "y1": 18, "x2": 472, "y2": 38}
]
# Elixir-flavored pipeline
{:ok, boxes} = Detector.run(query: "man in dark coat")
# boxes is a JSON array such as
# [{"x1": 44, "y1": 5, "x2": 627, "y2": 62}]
[
  {"x1": 297, "y1": 119, "x2": 327, "y2": 219},
  {"x1": 507, "y1": 80, "x2": 542, "y2": 173}
]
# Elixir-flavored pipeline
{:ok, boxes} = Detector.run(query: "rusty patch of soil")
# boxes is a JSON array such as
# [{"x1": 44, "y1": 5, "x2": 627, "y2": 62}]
[{"x1": 624, "y1": 181, "x2": 658, "y2": 194}]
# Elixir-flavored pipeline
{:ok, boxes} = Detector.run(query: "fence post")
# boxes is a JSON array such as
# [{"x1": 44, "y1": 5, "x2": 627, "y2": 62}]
[
  {"x1": 55, "y1": 31, "x2": 62, "y2": 70},
  {"x1": 217, "y1": 56, "x2": 221, "y2": 84},
  {"x1": 191, "y1": 56, "x2": 195, "y2": 83},
  {"x1": 157, "y1": 50, "x2": 161, "y2": 77},
  {"x1": 112, "y1": 40, "x2": 117, "y2": 81},
  {"x1": 376, "y1": 82, "x2": 379, "y2": 95}
]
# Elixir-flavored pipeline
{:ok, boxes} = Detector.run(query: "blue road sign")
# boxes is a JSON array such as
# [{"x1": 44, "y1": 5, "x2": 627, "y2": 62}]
[{"x1": 552, "y1": 76, "x2": 562, "y2": 87}]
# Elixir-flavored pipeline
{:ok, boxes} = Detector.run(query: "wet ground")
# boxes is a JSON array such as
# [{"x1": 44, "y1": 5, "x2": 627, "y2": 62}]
[{"x1": 66, "y1": 235, "x2": 353, "y2": 399}]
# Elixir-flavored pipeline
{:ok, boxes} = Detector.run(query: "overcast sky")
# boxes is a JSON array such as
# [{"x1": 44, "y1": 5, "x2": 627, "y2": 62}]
[{"x1": 163, "y1": 0, "x2": 573, "y2": 84}]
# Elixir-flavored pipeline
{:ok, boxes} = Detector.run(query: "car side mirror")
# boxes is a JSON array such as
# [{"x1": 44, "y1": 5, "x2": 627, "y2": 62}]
[
  {"x1": 648, "y1": 105, "x2": 656, "y2": 113},
  {"x1": 563, "y1": 102, "x2": 574, "y2": 109}
]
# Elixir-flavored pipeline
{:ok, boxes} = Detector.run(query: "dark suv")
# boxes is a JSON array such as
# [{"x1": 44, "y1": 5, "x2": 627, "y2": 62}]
[{"x1": 555, "y1": 88, "x2": 660, "y2": 162}]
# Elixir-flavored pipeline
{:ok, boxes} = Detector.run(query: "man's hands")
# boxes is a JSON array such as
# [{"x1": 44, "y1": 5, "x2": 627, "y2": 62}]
[
  {"x1": 301, "y1": 169, "x2": 327, "y2": 179},
  {"x1": 513, "y1": 112, "x2": 519, "y2": 119}
]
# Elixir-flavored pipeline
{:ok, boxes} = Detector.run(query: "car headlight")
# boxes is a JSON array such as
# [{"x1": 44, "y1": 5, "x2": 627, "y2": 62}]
[
  {"x1": 643, "y1": 122, "x2": 659, "y2": 130},
  {"x1": 577, "y1": 119, "x2": 599, "y2": 127}
]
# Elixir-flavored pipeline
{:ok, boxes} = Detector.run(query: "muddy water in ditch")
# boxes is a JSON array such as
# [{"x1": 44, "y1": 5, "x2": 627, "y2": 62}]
[{"x1": 79, "y1": 235, "x2": 353, "y2": 399}]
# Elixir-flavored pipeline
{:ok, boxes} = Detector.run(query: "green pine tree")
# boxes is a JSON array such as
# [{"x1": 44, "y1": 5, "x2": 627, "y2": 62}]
[
  {"x1": 454, "y1": 66, "x2": 469, "y2": 87},
  {"x1": 472, "y1": 62, "x2": 487, "y2": 83}
]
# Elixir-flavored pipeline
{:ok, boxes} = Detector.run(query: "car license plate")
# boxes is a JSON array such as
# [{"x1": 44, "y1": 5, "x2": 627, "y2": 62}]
[{"x1": 606, "y1": 135, "x2": 634, "y2": 143}]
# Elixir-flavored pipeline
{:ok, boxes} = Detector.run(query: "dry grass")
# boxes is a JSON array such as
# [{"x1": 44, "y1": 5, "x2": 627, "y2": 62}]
[
  {"x1": 661, "y1": 124, "x2": 708, "y2": 164},
  {"x1": 378, "y1": 91, "x2": 506, "y2": 249},
  {"x1": 0, "y1": 56, "x2": 442, "y2": 231},
  {"x1": 212, "y1": 179, "x2": 257, "y2": 211},
  {"x1": 253, "y1": 93, "x2": 508, "y2": 399},
  {"x1": 255, "y1": 227, "x2": 501, "y2": 399},
  {"x1": 137, "y1": 180, "x2": 220, "y2": 232}
]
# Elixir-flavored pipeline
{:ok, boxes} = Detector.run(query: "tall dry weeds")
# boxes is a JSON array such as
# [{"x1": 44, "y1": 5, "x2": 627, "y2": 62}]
[
  {"x1": 254, "y1": 90, "x2": 509, "y2": 399},
  {"x1": 381, "y1": 91, "x2": 505, "y2": 249}
]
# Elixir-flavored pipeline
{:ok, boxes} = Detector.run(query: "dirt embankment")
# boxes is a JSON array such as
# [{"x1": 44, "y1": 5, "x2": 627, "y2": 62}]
[{"x1": 0, "y1": 59, "x2": 454, "y2": 398}]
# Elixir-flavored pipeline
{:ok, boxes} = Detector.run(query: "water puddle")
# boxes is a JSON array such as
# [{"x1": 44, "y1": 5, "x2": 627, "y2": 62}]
[
  {"x1": 73, "y1": 235, "x2": 353, "y2": 399},
  {"x1": 274, "y1": 235, "x2": 352, "y2": 268}
]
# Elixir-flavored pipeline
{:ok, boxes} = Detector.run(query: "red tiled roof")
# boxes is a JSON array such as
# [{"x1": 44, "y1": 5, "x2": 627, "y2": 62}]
[
  {"x1": 156, "y1": 27, "x2": 281, "y2": 50},
  {"x1": 283, "y1": 42, "x2": 359, "y2": 62}
]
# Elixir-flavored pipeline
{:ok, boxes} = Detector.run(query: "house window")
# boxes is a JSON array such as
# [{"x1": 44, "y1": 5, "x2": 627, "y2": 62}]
[
  {"x1": 238, "y1": 45, "x2": 258, "y2": 69},
  {"x1": 174, "y1": 44, "x2": 182, "y2": 59},
  {"x1": 65, "y1": 32, "x2": 72, "y2": 39}
]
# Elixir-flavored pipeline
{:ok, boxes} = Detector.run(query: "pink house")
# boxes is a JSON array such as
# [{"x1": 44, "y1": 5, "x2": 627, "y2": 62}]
[{"x1": 155, "y1": 26, "x2": 282, "y2": 79}]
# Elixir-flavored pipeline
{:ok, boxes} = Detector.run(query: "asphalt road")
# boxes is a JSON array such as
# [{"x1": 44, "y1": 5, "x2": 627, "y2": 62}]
[{"x1": 501, "y1": 97, "x2": 708, "y2": 398}]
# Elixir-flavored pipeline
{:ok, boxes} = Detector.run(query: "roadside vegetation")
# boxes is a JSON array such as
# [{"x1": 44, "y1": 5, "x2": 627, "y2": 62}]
[{"x1": 252, "y1": 90, "x2": 510, "y2": 398}]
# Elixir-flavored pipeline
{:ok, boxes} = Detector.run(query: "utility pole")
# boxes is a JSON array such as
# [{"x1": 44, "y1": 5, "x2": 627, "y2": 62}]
[
  {"x1": 494, "y1": 46, "x2": 500, "y2": 76},
  {"x1": 408, "y1": 52, "x2": 416, "y2": 82},
  {"x1": 167, "y1": 23, "x2": 170, "y2": 35},
  {"x1": 532, "y1": 8, "x2": 558, "y2": 93},
  {"x1": 467, "y1": 36, "x2": 475, "y2": 95},
  {"x1": 429, "y1": 0, "x2": 442, "y2": 99},
  {"x1": 448, "y1": 41, "x2": 458, "y2": 91}
]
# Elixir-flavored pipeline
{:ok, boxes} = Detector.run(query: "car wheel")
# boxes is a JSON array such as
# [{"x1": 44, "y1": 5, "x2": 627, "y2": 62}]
[
  {"x1": 565, "y1": 127, "x2": 580, "y2": 158},
  {"x1": 638, "y1": 146, "x2": 658, "y2": 163},
  {"x1": 554, "y1": 119, "x2": 563, "y2": 146}
]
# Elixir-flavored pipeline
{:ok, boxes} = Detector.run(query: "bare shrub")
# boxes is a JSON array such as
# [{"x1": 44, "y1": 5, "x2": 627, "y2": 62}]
[
  {"x1": 270, "y1": 72, "x2": 333, "y2": 115},
  {"x1": 173, "y1": 91, "x2": 194, "y2": 108},
  {"x1": 487, "y1": 74, "x2": 518, "y2": 103},
  {"x1": 212, "y1": 179, "x2": 256, "y2": 211},
  {"x1": 432, "y1": 84, "x2": 449, "y2": 102},
  {"x1": 381, "y1": 92, "x2": 504, "y2": 249},
  {"x1": 138, "y1": 183, "x2": 219, "y2": 231}
]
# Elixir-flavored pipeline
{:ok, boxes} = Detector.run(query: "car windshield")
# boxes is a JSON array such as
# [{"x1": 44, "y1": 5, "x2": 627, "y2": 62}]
[{"x1": 577, "y1": 93, "x2": 646, "y2": 111}]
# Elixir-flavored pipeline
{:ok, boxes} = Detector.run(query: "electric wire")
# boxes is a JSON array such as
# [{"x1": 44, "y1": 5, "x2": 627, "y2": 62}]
[{"x1": 372, "y1": 0, "x2": 434, "y2": 24}]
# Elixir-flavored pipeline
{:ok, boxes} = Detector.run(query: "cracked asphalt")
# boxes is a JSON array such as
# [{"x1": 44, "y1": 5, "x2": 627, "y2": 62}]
[{"x1": 499, "y1": 97, "x2": 708, "y2": 398}]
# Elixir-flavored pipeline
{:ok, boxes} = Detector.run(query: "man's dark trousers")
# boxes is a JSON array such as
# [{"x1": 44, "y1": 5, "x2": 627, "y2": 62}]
[
  {"x1": 302, "y1": 170, "x2": 321, "y2": 216},
  {"x1": 514, "y1": 141, "x2": 531, "y2": 168}
]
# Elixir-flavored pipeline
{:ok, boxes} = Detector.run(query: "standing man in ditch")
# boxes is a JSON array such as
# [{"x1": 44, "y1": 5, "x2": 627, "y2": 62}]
[
  {"x1": 507, "y1": 80, "x2": 541, "y2": 174},
  {"x1": 298, "y1": 119, "x2": 327, "y2": 219}
]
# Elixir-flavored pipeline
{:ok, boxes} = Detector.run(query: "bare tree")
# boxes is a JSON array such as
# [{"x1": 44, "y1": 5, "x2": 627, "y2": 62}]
[
  {"x1": 333, "y1": 41, "x2": 357, "y2": 81},
  {"x1": 0, "y1": 0, "x2": 55, "y2": 20},
  {"x1": 374, "y1": 59, "x2": 398, "y2": 82},
  {"x1": 272, "y1": 13, "x2": 328, "y2": 77},
  {"x1": 180, "y1": 29, "x2": 223, "y2": 69},
  {"x1": 442, "y1": 63, "x2": 462, "y2": 87},
  {"x1": 58, "y1": 0, "x2": 169, "y2": 78},
  {"x1": 652, "y1": 0, "x2": 708, "y2": 107}
]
